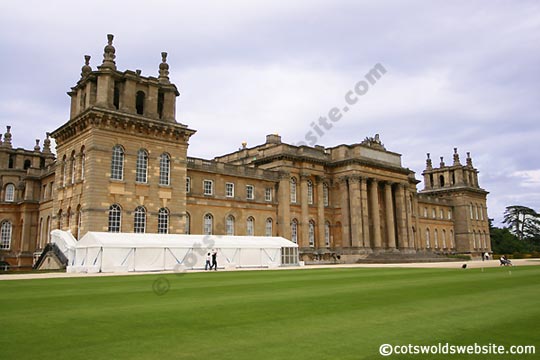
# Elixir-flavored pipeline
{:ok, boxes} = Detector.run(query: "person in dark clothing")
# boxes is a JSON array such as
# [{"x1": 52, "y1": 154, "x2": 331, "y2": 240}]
[{"x1": 211, "y1": 249, "x2": 218, "y2": 270}]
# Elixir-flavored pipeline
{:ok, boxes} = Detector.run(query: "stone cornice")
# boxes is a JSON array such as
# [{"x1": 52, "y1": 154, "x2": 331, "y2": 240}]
[{"x1": 50, "y1": 107, "x2": 196, "y2": 144}]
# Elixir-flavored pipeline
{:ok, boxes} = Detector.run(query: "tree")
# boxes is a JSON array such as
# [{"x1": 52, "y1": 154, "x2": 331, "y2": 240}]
[{"x1": 502, "y1": 205, "x2": 540, "y2": 240}]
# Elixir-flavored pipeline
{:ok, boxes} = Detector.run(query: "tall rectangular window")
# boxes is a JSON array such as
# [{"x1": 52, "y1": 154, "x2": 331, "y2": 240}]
[
  {"x1": 226, "y1": 183, "x2": 234, "y2": 198},
  {"x1": 246, "y1": 185, "x2": 254, "y2": 200},
  {"x1": 136, "y1": 149, "x2": 148, "y2": 183},
  {"x1": 111, "y1": 145, "x2": 124, "y2": 180},
  {"x1": 265, "y1": 188, "x2": 272, "y2": 202},
  {"x1": 186, "y1": 177, "x2": 191, "y2": 193},
  {"x1": 203, "y1": 180, "x2": 213, "y2": 195},
  {"x1": 159, "y1": 153, "x2": 170, "y2": 186}
]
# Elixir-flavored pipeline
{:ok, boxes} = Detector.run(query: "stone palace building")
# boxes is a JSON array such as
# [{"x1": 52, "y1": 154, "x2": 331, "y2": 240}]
[{"x1": 0, "y1": 35, "x2": 491, "y2": 270}]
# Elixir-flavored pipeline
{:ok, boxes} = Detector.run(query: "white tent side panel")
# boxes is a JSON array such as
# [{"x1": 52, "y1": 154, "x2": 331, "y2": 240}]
[{"x1": 68, "y1": 232, "x2": 298, "y2": 273}]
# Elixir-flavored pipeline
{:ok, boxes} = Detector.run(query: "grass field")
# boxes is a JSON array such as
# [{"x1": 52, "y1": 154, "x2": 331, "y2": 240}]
[{"x1": 1, "y1": 266, "x2": 539, "y2": 360}]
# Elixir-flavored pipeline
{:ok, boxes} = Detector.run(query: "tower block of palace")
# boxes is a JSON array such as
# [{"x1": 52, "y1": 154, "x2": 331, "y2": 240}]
[
  {"x1": 50, "y1": 34, "x2": 196, "y2": 237},
  {"x1": 420, "y1": 149, "x2": 490, "y2": 254}
]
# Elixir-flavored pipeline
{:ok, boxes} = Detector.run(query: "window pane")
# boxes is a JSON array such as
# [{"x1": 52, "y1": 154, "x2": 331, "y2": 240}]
[
  {"x1": 134, "y1": 206, "x2": 146, "y2": 233},
  {"x1": 158, "y1": 208, "x2": 169, "y2": 234},
  {"x1": 136, "y1": 149, "x2": 148, "y2": 183},
  {"x1": 159, "y1": 153, "x2": 170, "y2": 185},
  {"x1": 111, "y1": 146, "x2": 124, "y2": 180}
]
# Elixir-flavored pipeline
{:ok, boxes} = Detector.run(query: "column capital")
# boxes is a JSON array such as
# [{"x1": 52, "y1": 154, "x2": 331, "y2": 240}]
[
  {"x1": 278, "y1": 171, "x2": 290, "y2": 180},
  {"x1": 348, "y1": 175, "x2": 361, "y2": 183},
  {"x1": 315, "y1": 175, "x2": 327, "y2": 184},
  {"x1": 300, "y1": 172, "x2": 311, "y2": 181},
  {"x1": 338, "y1": 175, "x2": 349, "y2": 184}
]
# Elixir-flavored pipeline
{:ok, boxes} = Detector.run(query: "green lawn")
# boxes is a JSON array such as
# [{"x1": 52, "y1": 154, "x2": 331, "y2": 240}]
[{"x1": 1, "y1": 266, "x2": 539, "y2": 360}]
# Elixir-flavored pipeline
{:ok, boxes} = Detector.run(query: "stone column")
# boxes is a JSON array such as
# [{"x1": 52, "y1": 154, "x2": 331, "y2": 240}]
[
  {"x1": 395, "y1": 183, "x2": 408, "y2": 249},
  {"x1": 384, "y1": 182, "x2": 396, "y2": 249},
  {"x1": 316, "y1": 176, "x2": 326, "y2": 248},
  {"x1": 300, "y1": 173, "x2": 310, "y2": 248},
  {"x1": 360, "y1": 177, "x2": 370, "y2": 248},
  {"x1": 348, "y1": 176, "x2": 362, "y2": 248},
  {"x1": 277, "y1": 172, "x2": 291, "y2": 240},
  {"x1": 339, "y1": 177, "x2": 351, "y2": 248},
  {"x1": 369, "y1": 179, "x2": 382, "y2": 249}
]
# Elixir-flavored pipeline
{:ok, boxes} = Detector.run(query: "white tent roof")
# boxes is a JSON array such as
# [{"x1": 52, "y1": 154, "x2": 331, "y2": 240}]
[{"x1": 78, "y1": 232, "x2": 298, "y2": 249}]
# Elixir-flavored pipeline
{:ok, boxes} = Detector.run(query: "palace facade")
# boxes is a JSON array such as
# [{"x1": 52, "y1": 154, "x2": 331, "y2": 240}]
[{"x1": 0, "y1": 35, "x2": 491, "y2": 270}]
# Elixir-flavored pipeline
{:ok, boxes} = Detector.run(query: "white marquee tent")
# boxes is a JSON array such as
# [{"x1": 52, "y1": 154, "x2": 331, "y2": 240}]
[{"x1": 67, "y1": 232, "x2": 299, "y2": 273}]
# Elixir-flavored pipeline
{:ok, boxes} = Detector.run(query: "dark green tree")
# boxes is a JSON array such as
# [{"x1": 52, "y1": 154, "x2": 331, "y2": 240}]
[{"x1": 502, "y1": 205, "x2": 540, "y2": 240}]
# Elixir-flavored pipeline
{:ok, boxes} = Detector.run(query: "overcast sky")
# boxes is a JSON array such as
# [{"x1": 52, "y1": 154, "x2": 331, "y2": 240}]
[{"x1": 0, "y1": 0, "x2": 538, "y2": 225}]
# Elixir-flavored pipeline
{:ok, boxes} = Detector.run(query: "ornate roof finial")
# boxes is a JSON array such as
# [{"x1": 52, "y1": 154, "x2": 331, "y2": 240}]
[
  {"x1": 158, "y1": 52, "x2": 170, "y2": 84},
  {"x1": 43, "y1": 132, "x2": 51, "y2": 153},
  {"x1": 0, "y1": 133, "x2": 3, "y2": 146},
  {"x1": 453, "y1": 147, "x2": 461, "y2": 165},
  {"x1": 101, "y1": 34, "x2": 116, "y2": 70},
  {"x1": 440, "y1": 156, "x2": 445, "y2": 167},
  {"x1": 426, "y1": 153, "x2": 432, "y2": 170},
  {"x1": 3, "y1": 126, "x2": 12, "y2": 148},
  {"x1": 466, "y1": 152, "x2": 473, "y2": 167},
  {"x1": 34, "y1": 139, "x2": 41, "y2": 152},
  {"x1": 81, "y1": 55, "x2": 92, "y2": 77}
]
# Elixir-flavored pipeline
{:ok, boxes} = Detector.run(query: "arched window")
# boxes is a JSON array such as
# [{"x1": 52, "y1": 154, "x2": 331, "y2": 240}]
[
  {"x1": 226, "y1": 215, "x2": 235, "y2": 235},
  {"x1": 472, "y1": 231, "x2": 477, "y2": 249},
  {"x1": 134, "y1": 206, "x2": 146, "y2": 233},
  {"x1": 111, "y1": 145, "x2": 124, "y2": 180},
  {"x1": 76, "y1": 205, "x2": 82, "y2": 240},
  {"x1": 24, "y1": 159, "x2": 31, "y2": 170},
  {"x1": 66, "y1": 206, "x2": 71, "y2": 229},
  {"x1": 136, "y1": 91, "x2": 145, "y2": 115},
  {"x1": 4, "y1": 183, "x2": 15, "y2": 202},
  {"x1": 439, "y1": 174, "x2": 445, "y2": 187},
  {"x1": 108, "y1": 204, "x2": 122, "y2": 233},
  {"x1": 113, "y1": 84, "x2": 120, "y2": 110},
  {"x1": 434, "y1": 229, "x2": 439, "y2": 249},
  {"x1": 475, "y1": 204, "x2": 479, "y2": 220},
  {"x1": 185, "y1": 213, "x2": 191, "y2": 234},
  {"x1": 450, "y1": 230, "x2": 455, "y2": 248},
  {"x1": 425, "y1": 228, "x2": 430, "y2": 249},
  {"x1": 323, "y1": 183, "x2": 329, "y2": 207},
  {"x1": 265, "y1": 218, "x2": 273, "y2": 236},
  {"x1": 57, "y1": 209, "x2": 62, "y2": 229},
  {"x1": 62, "y1": 154, "x2": 67, "y2": 186},
  {"x1": 442, "y1": 229, "x2": 447, "y2": 249},
  {"x1": 203, "y1": 213, "x2": 213, "y2": 235},
  {"x1": 291, "y1": 219, "x2": 298, "y2": 244},
  {"x1": 470, "y1": 203, "x2": 474, "y2": 219},
  {"x1": 47, "y1": 216, "x2": 51, "y2": 243},
  {"x1": 246, "y1": 216, "x2": 255, "y2": 236},
  {"x1": 308, "y1": 220, "x2": 315, "y2": 247},
  {"x1": 290, "y1": 177, "x2": 297, "y2": 203},
  {"x1": 307, "y1": 180, "x2": 314, "y2": 205},
  {"x1": 136, "y1": 149, "x2": 148, "y2": 183},
  {"x1": 158, "y1": 208, "x2": 169, "y2": 234},
  {"x1": 0, "y1": 221, "x2": 12, "y2": 250},
  {"x1": 482, "y1": 231, "x2": 487, "y2": 249},
  {"x1": 71, "y1": 151, "x2": 76, "y2": 184},
  {"x1": 158, "y1": 90, "x2": 165, "y2": 119},
  {"x1": 80, "y1": 146, "x2": 86, "y2": 181},
  {"x1": 159, "y1": 153, "x2": 171, "y2": 186},
  {"x1": 325, "y1": 221, "x2": 331, "y2": 247}
]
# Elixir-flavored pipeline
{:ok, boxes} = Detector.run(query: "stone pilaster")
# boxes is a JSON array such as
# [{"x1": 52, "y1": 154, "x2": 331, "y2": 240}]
[
  {"x1": 360, "y1": 177, "x2": 370, "y2": 248},
  {"x1": 277, "y1": 172, "x2": 291, "y2": 240},
  {"x1": 395, "y1": 183, "x2": 408, "y2": 249},
  {"x1": 384, "y1": 182, "x2": 396, "y2": 249},
  {"x1": 369, "y1": 179, "x2": 382, "y2": 249},
  {"x1": 316, "y1": 176, "x2": 326, "y2": 248},
  {"x1": 300, "y1": 173, "x2": 310, "y2": 248},
  {"x1": 348, "y1": 176, "x2": 362, "y2": 248},
  {"x1": 339, "y1": 176, "x2": 351, "y2": 248}
]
